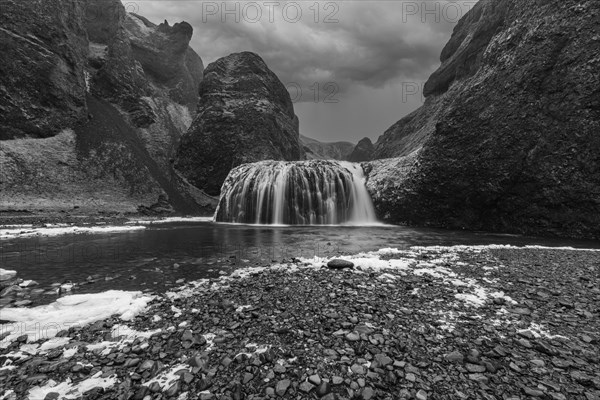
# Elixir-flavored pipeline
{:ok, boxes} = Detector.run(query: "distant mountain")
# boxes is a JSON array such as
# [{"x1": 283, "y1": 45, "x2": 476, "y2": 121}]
[
  {"x1": 348, "y1": 137, "x2": 375, "y2": 162},
  {"x1": 300, "y1": 135, "x2": 355, "y2": 161}
]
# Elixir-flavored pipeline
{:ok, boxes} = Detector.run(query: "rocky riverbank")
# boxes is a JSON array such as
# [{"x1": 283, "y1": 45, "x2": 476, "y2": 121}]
[{"x1": 1, "y1": 246, "x2": 599, "y2": 400}]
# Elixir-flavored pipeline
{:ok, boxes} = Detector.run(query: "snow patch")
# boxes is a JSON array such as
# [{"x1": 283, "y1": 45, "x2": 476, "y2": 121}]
[
  {"x1": 28, "y1": 372, "x2": 118, "y2": 400},
  {"x1": 144, "y1": 364, "x2": 188, "y2": 391},
  {"x1": 0, "y1": 291, "x2": 153, "y2": 346},
  {"x1": 0, "y1": 225, "x2": 145, "y2": 240}
]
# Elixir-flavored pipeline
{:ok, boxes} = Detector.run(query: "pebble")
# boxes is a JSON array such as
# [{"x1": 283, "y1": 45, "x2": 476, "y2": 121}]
[
  {"x1": 308, "y1": 374, "x2": 321, "y2": 386},
  {"x1": 346, "y1": 332, "x2": 360, "y2": 342},
  {"x1": 275, "y1": 379, "x2": 290, "y2": 396},
  {"x1": 351, "y1": 364, "x2": 366, "y2": 374},
  {"x1": 465, "y1": 363, "x2": 486, "y2": 373},
  {"x1": 445, "y1": 351, "x2": 464, "y2": 363},
  {"x1": 299, "y1": 381, "x2": 314, "y2": 393},
  {"x1": 362, "y1": 387, "x2": 375, "y2": 399},
  {"x1": 416, "y1": 390, "x2": 428, "y2": 400}
]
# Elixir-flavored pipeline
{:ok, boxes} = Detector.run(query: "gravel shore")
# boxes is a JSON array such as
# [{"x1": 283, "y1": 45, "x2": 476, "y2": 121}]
[{"x1": 1, "y1": 246, "x2": 599, "y2": 400}]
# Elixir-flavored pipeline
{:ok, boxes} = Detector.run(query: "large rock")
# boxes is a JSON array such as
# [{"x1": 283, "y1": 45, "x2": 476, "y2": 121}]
[
  {"x1": 348, "y1": 137, "x2": 375, "y2": 162},
  {"x1": 175, "y1": 52, "x2": 304, "y2": 196},
  {"x1": 368, "y1": 0, "x2": 600, "y2": 239},
  {"x1": 0, "y1": 0, "x2": 88, "y2": 139}
]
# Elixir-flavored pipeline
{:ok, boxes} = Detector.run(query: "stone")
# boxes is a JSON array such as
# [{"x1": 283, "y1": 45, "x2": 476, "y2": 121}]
[
  {"x1": 361, "y1": 387, "x2": 375, "y2": 400},
  {"x1": 351, "y1": 364, "x2": 366, "y2": 375},
  {"x1": 373, "y1": 353, "x2": 393, "y2": 367},
  {"x1": 346, "y1": 332, "x2": 360, "y2": 342},
  {"x1": 465, "y1": 363, "x2": 486, "y2": 373},
  {"x1": 275, "y1": 379, "x2": 291, "y2": 396},
  {"x1": 445, "y1": 351, "x2": 464, "y2": 363},
  {"x1": 165, "y1": 381, "x2": 180, "y2": 397},
  {"x1": 308, "y1": 374, "x2": 321, "y2": 386},
  {"x1": 416, "y1": 390, "x2": 428, "y2": 400},
  {"x1": 299, "y1": 381, "x2": 315, "y2": 393},
  {"x1": 274, "y1": 364, "x2": 286, "y2": 374},
  {"x1": 327, "y1": 259, "x2": 355, "y2": 270},
  {"x1": 316, "y1": 382, "x2": 331, "y2": 397}
]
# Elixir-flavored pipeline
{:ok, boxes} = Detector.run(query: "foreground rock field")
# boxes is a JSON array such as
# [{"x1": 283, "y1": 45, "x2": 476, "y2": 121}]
[{"x1": 1, "y1": 246, "x2": 599, "y2": 400}]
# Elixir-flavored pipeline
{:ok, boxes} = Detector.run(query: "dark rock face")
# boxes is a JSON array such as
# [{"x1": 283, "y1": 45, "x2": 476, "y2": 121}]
[
  {"x1": 369, "y1": 0, "x2": 600, "y2": 239},
  {"x1": 348, "y1": 138, "x2": 375, "y2": 162},
  {"x1": 0, "y1": 0, "x2": 216, "y2": 214},
  {"x1": 0, "y1": 0, "x2": 88, "y2": 139},
  {"x1": 300, "y1": 135, "x2": 355, "y2": 160},
  {"x1": 175, "y1": 52, "x2": 304, "y2": 196}
]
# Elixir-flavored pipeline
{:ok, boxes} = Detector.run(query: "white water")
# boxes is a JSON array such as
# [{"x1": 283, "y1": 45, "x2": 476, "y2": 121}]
[{"x1": 214, "y1": 160, "x2": 377, "y2": 225}]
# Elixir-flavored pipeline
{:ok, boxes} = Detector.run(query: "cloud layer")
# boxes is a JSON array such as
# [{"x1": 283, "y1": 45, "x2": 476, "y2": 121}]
[{"x1": 135, "y1": 1, "x2": 478, "y2": 142}]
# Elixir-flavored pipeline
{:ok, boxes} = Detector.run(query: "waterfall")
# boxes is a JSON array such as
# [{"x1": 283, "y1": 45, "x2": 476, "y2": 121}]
[{"x1": 214, "y1": 160, "x2": 377, "y2": 225}]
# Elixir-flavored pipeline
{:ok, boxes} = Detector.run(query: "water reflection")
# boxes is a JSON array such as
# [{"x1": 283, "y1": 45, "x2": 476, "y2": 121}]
[{"x1": 1, "y1": 221, "x2": 598, "y2": 300}]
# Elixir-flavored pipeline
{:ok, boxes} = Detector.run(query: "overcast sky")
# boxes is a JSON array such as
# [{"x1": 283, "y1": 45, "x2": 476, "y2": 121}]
[{"x1": 132, "y1": 1, "x2": 479, "y2": 143}]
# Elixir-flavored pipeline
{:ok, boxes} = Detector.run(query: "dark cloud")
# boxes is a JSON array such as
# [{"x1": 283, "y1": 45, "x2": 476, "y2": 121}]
[{"x1": 135, "y1": 1, "x2": 476, "y2": 142}]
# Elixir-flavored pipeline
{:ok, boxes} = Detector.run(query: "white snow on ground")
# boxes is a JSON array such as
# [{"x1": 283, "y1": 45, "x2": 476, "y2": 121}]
[
  {"x1": 126, "y1": 216, "x2": 214, "y2": 225},
  {"x1": 111, "y1": 324, "x2": 161, "y2": 340},
  {"x1": 62, "y1": 346, "x2": 78, "y2": 358},
  {"x1": 84, "y1": 325, "x2": 161, "y2": 356},
  {"x1": 143, "y1": 364, "x2": 189, "y2": 391},
  {"x1": 203, "y1": 333, "x2": 216, "y2": 352},
  {"x1": 0, "y1": 225, "x2": 146, "y2": 239},
  {"x1": 235, "y1": 343, "x2": 271, "y2": 359},
  {"x1": 0, "y1": 268, "x2": 17, "y2": 281},
  {"x1": 28, "y1": 372, "x2": 118, "y2": 400},
  {"x1": 518, "y1": 323, "x2": 569, "y2": 340},
  {"x1": 0, "y1": 291, "x2": 153, "y2": 346}
]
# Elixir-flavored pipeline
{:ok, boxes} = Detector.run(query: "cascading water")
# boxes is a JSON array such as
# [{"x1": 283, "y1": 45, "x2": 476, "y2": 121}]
[{"x1": 214, "y1": 160, "x2": 377, "y2": 225}]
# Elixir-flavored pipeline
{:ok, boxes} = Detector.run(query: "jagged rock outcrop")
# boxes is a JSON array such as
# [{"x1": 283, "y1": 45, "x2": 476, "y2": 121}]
[
  {"x1": 301, "y1": 135, "x2": 355, "y2": 161},
  {"x1": 368, "y1": 0, "x2": 600, "y2": 239},
  {"x1": 348, "y1": 137, "x2": 375, "y2": 162},
  {"x1": 0, "y1": 0, "x2": 216, "y2": 214},
  {"x1": 0, "y1": 0, "x2": 88, "y2": 139},
  {"x1": 175, "y1": 52, "x2": 304, "y2": 196}
]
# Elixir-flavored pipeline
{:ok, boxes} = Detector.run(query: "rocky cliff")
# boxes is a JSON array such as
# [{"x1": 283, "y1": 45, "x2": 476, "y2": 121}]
[
  {"x1": 368, "y1": 0, "x2": 600, "y2": 239},
  {"x1": 0, "y1": 0, "x2": 88, "y2": 139},
  {"x1": 301, "y1": 135, "x2": 355, "y2": 161},
  {"x1": 0, "y1": 0, "x2": 217, "y2": 215},
  {"x1": 175, "y1": 52, "x2": 304, "y2": 196},
  {"x1": 348, "y1": 137, "x2": 375, "y2": 162}
]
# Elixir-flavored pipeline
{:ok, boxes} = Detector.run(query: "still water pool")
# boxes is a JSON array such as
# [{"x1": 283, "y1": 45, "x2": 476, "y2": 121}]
[{"x1": 2, "y1": 221, "x2": 598, "y2": 299}]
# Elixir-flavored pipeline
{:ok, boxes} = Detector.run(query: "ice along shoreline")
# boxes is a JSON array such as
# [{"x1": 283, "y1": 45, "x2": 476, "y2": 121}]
[{"x1": 1, "y1": 245, "x2": 599, "y2": 399}]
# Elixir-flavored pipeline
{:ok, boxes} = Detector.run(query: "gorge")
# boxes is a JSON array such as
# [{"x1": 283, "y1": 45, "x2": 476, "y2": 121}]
[
  {"x1": 1, "y1": 1, "x2": 600, "y2": 399},
  {"x1": 1, "y1": 0, "x2": 598, "y2": 239}
]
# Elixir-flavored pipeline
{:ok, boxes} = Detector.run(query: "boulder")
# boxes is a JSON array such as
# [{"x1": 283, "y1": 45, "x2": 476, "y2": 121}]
[
  {"x1": 175, "y1": 52, "x2": 304, "y2": 196},
  {"x1": 327, "y1": 259, "x2": 355, "y2": 270}
]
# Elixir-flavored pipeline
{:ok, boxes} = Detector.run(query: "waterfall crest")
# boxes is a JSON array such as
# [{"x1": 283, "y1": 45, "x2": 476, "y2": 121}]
[{"x1": 214, "y1": 160, "x2": 377, "y2": 225}]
